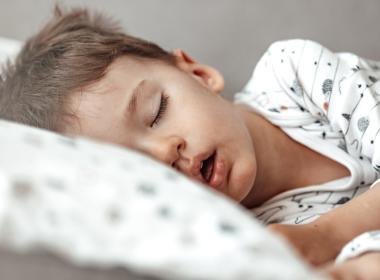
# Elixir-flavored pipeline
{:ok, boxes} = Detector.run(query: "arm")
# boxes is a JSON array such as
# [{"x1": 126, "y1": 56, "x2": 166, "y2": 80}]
[
  {"x1": 321, "y1": 252, "x2": 380, "y2": 280},
  {"x1": 269, "y1": 181, "x2": 380, "y2": 266},
  {"x1": 321, "y1": 230, "x2": 380, "y2": 279},
  {"x1": 314, "y1": 182, "x2": 380, "y2": 261}
]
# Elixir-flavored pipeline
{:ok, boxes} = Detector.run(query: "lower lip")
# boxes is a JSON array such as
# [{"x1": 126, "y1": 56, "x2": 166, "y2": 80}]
[{"x1": 208, "y1": 151, "x2": 226, "y2": 189}]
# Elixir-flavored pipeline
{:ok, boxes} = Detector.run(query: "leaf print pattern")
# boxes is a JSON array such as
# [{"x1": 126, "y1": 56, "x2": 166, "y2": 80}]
[
  {"x1": 358, "y1": 117, "x2": 369, "y2": 133},
  {"x1": 290, "y1": 79, "x2": 304, "y2": 96},
  {"x1": 322, "y1": 79, "x2": 333, "y2": 97},
  {"x1": 368, "y1": 75, "x2": 378, "y2": 83},
  {"x1": 342, "y1": 113, "x2": 351, "y2": 121}
]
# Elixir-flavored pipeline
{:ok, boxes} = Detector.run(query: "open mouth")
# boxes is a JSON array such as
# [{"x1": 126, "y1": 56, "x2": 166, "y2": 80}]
[{"x1": 200, "y1": 151, "x2": 216, "y2": 182}]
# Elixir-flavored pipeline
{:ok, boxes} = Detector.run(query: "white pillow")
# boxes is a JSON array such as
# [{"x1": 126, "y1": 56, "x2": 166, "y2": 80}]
[{"x1": 0, "y1": 119, "x2": 325, "y2": 280}]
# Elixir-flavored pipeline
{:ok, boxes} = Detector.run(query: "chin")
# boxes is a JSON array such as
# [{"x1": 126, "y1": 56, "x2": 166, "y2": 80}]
[
  {"x1": 228, "y1": 180, "x2": 254, "y2": 205},
  {"x1": 234, "y1": 163, "x2": 257, "y2": 207}
]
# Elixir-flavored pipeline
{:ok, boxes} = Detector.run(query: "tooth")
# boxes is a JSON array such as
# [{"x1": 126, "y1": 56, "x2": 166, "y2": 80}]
[{"x1": 200, "y1": 161, "x2": 203, "y2": 169}]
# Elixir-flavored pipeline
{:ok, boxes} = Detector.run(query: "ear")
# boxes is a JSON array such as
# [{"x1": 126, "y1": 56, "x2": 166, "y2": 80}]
[{"x1": 172, "y1": 49, "x2": 224, "y2": 94}]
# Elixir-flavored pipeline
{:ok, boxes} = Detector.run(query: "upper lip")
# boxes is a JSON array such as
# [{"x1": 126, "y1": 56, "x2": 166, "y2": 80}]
[
  {"x1": 191, "y1": 151, "x2": 215, "y2": 183},
  {"x1": 176, "y1": 151, "x2": 214, "y2": 184}
]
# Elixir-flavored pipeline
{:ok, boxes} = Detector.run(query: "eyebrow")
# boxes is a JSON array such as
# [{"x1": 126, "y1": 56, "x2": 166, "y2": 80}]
[{"x1": 127, "y1": 79, "x2": 146, "y2": 115}]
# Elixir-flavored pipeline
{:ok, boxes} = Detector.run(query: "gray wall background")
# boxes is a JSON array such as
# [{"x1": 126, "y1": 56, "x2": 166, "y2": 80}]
[{"x1": 0, "y1": 0, "x2": 379, "y2": 99}]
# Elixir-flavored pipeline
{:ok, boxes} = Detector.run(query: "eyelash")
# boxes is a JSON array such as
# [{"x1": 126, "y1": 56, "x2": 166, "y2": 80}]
[{"x1": 151, "y1": 94, "x2": 169, "y2": 127}]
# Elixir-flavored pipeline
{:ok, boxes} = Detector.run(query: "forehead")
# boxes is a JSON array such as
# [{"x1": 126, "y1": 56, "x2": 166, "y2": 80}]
[
  {"x1": 62, "y1": 56, "x2": 173, "y2": 138},
  {"x1": 61, "y1": 58, "x2": 137, "y2": 136}
]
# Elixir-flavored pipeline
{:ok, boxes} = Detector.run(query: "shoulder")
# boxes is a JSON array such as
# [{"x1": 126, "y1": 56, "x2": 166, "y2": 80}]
[
  {"x1": 257, "y1": 39, "x2": 336, "y2": 83},
  {"x1": 265, "y1": 39, "x2": 326, "y2": 55},
  {"x1": 262, "y1": 39, "x2": 331, "y2": 69}
]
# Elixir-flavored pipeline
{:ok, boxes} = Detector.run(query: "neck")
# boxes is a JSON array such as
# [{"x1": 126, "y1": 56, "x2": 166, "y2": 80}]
[{"x1": 234, "y1": 104, "x2": 302, "y2": 208}]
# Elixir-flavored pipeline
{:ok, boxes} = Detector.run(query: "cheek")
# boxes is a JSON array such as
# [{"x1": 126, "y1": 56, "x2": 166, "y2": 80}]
[{"x1": 223, "y1": 114, "x2": 257, "y2": 201}]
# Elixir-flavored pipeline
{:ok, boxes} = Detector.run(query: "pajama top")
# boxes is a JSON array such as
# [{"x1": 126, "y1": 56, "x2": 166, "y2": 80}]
[{"x1": 233, "y1": 39, "x2": 380, "y2": 262}]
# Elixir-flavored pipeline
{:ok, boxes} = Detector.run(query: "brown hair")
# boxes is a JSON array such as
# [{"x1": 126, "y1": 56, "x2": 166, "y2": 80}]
[{"x1": 0, "y1": 5, "x2": 175, "y2": 132}]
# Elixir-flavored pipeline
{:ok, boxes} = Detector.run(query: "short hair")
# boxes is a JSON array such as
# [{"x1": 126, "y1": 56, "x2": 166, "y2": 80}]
[{"x1": 0, "y1": 5, "x2": 175, "y2": 132}]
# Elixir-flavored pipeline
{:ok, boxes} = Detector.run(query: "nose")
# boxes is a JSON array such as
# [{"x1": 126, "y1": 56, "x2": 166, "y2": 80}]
[{"x1": 141, "y1": 135, "x2": 185, "y2": 167}]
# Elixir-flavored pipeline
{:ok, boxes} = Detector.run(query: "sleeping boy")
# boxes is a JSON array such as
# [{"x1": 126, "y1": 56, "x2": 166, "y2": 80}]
[{"x1": 1, "y1": 6, "x2": 380, "y2": 279}]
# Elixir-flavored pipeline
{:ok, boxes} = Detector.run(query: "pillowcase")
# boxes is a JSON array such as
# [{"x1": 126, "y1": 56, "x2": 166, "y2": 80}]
[{"x1": 0, "y1": 119, "x2": 324, "y2": 280}]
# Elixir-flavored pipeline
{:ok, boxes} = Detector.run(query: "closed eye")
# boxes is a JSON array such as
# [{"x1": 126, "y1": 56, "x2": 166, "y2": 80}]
[{"x1": 151, "y1": 93, "x2": 169, "y2": 127}]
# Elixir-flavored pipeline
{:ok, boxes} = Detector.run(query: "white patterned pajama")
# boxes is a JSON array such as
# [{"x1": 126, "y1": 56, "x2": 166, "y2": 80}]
[{"x1": 234, "y1": 39, "x2": 380, "y2": 262}]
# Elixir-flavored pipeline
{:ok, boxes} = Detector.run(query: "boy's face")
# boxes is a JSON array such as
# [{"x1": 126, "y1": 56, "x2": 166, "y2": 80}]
[{"x1": 65, "y1": 50, "x2": 257, "y2": 205}]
